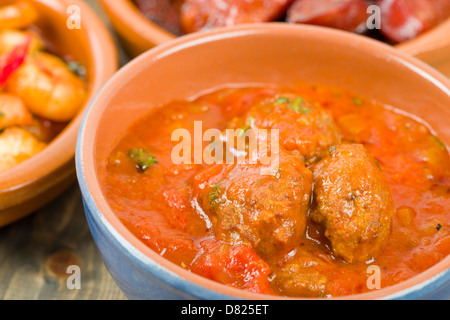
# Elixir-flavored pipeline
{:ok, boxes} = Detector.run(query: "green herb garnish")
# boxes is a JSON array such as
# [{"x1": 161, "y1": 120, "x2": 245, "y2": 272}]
[
  {"x1": 436, "y1": 223, "x2": 442, "y2": 231},
  {"x1": 274, "y1": 97, "x2": 290, "y2": 106},
  {"x1": 67, "y1": 61, "x2": 87, "y2": 79},
  {"x1": 375, "y1": 160, "x2": 382, "y2": 171},
  {"x1": 241, "y1": 117, "x2": 256, "y2": 133},
  {"x1": 301, "y1": 107, "x2": 310, "y2": 114},
  {"x1": 207, "y1": 184, "x2": 222, "y2": 209},
  {"x1": 128, "y1": 148, "x2": 158, "y2": 172},
  {"x1": 274, "y1": 96, "x2": 310, "y2": 114},
  {"x1": 289, "y1": 97, "x2": 304, "y2": 112},
  {"x1": 431, "y1": 136, "x2": 446, "y2": 151},
  {"x1": 352, "y1": 97, "x2": 364, "y2": 106}
]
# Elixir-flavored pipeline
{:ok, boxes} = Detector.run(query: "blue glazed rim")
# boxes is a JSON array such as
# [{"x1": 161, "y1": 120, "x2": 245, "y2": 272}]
[
  {"x1": 75, "y1": 23, "x2": 450, "y2": 300},
  {"x1": 76, "y1": 99, "x2": 235, "y2": 300}
]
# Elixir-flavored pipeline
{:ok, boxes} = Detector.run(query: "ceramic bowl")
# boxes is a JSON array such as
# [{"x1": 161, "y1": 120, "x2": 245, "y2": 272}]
[
  {"x1": 98, "y1": 0, "x2": 450, "y2": 77},
  {"x1": 76, "y1": 23, "x2": 450, "y2": 300},
  {"x1": 0, "y1": 0, "x2": 118, "y2": 227}
]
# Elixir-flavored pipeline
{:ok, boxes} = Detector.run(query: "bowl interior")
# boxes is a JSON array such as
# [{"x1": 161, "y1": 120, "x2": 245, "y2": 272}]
[
  {"x1": 1, "y1": 0, "x2": 92, "y2": 67},
  {"x1": 82, "y1": 24, "x2": 450, "y2": 299}
]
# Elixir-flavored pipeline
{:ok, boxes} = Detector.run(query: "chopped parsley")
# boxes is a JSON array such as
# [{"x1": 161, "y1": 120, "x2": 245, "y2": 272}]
[
  {"x1": 431, "y1": 136, "x2": 446, "y2": 151},
  {"x1": 274, "y1": 96, "x2": 309, "y2": 114},
  {"x1": 128, "y1": 148, "x2": 158, "y2": 172},
  {"x1": 274, "y1": 97, "x2": 290, "y2": 106},
  {"x1": 290, "y1": 97, "x2": 304, "y2": 112},
  {"x1": 352, "y1": 97, "x2": 364, "y2": 106},
  {"x1": 207, "y1": 184, "x2": 222, "y2": 209},
  {"x1": 241, "y1": 117, "x2": 256, "y2": 133},
  {"x1": 67, "y1": 61, "x2": 87, "y2": 79},
  {"x1": 375, "y1": 160, "x2": 382, "y2": 171},
  {"x1": 436, "y1": 223, "x2": 442, "y2": 231}
]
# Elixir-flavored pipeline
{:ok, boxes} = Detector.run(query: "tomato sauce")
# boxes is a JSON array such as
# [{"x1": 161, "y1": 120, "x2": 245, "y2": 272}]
[{"x1": 103, "y1": 83, "x2": 450, "y2": 298}]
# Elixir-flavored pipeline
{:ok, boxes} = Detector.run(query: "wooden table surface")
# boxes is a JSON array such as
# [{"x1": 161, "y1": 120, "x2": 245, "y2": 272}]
[{"x1": 0, "y1": 0, "x2": 130, "y2": 300}]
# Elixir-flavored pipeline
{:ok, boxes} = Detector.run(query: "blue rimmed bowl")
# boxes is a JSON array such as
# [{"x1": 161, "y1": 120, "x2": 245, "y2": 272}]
[{"x1": 76, "y1": 23, "x2": 450, "y2": 300}]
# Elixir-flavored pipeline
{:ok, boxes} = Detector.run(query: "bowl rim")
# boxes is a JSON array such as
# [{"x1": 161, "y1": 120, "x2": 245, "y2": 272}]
[
  {"x1": 100, "y1": 0, "x2": 450, "y2": 55},
  {"x1": 0, "y1": 0, "x2": 118, "y2": 194},
  {"x1": 76, "y1": 23, "x2": 450, "y2": 300},
  {"x1": 98, "y1": 0, "x2": 176, "y2": 48}
]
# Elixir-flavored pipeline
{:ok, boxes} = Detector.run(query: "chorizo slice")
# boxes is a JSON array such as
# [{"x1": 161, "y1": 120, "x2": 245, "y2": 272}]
[
  {"x1": 378, "y1": 0, "x2": 450, "y2": 43},
  {"x1": 181, "y1": 0, "x2": 294, "y2": 33},
  {"x1": 287, "y1": 0, "x2": 369, "y2": 33}
]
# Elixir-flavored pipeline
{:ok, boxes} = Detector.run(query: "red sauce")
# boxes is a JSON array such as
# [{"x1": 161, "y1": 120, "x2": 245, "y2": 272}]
[{"x1": 103, "y1": 83, "x2": 450, "y2": 298}]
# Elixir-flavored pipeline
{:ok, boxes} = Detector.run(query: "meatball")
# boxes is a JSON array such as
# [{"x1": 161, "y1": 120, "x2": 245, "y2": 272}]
[
  {"x1": 270, "y1": 247, "x2": 363, "y2": 297},
  {"x1": 193, "y1": 149, "x2": 313, "y2": 258},
  {"x1": 311, "y1": 144, "x2": 394, "y2": 263},
  {"x1": 230, "y1": 93, "x2": 342, "y2": 165},
  {"x1": 181, "y1": 0, "x2": 294, "y2": 33},
  {"x1": 270, "y1": 249, "x2": 331, "y2": 297}
]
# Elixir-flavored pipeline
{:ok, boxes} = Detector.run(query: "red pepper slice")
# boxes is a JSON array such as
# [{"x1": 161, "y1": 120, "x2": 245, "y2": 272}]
[{"x1": 0, "y1": 34, "x2": 32, "y2": 88}]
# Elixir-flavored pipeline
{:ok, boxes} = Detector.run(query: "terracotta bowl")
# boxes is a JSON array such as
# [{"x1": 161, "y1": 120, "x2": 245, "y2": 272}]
[
  {"x1": 98, "y1": 0, "x2": 450, "y2": 77},
  {"x1": 0, "y1": 0, "x2": 118, "y2": 227},
  {"x1": 76, "y1": 24, "x2": 450, "y2": 300}
]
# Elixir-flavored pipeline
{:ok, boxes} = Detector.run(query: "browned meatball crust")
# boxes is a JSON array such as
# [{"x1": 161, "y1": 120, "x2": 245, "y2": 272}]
[
  {"x1": 194, "y1": 150, "x2": 313, "y2": 258},
  {"x1": 311, "y1": 144, "x2": 394, "y2": 263},
  {"x1": 230, "y1": 93, "x2": 342, "y2": 165}
]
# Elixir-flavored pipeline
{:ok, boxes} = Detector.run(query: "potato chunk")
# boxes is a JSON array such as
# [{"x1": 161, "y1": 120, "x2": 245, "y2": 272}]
[
  {"x1": 0, "y1": 93, "x2": 33, "y2": 130},
  {"x1": 0, "y1": 127, "x2": 46, "y2": 173}
]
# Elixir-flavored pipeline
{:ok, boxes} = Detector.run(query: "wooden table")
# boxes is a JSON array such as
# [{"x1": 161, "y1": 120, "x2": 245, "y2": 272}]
[{"x1": 0, "y1": 0, "x2": 130, "y2": 300}]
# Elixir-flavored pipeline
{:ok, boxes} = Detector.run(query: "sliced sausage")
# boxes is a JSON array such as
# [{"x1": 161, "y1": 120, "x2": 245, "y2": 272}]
[
  {"x1": 378, "y1": 0, "x2": 450, "y2": 43},
  {"x1": 287, "y1": 0, "x2": 369, "y2": 33},
  {"x1": 181, "y1": 0, "x2": 294, "y2": 33}
]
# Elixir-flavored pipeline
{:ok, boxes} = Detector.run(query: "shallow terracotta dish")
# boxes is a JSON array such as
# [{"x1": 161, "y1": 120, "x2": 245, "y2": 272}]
[
  {"x1": 77, "y1": 23, "x2": 450, "y2": 300},
  {"x1": 98, "y1": 0, "x2": 450, "y2": 78},
  {"x1": 98, "y1": 0, "x2": 174, "y2": 58},
  {"x1": 397, "y1": 18, "x2": 450, "y2": 78},
  {"x1": 0, "y1": 0, "x2": 118, "y2": 227}
]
